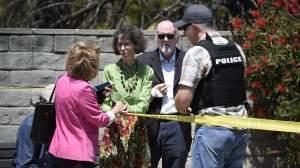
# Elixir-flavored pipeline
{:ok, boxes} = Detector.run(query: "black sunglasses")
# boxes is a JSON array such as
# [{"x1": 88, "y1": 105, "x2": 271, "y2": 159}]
[{"x1": 157, "y1": 34, "x2": 175, "y2": 40}]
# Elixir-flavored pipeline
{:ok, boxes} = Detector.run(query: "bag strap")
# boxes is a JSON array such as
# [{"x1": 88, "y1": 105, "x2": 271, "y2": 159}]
[{"x1": 48, "y1": 75, "x2": 63, "y2": 103}]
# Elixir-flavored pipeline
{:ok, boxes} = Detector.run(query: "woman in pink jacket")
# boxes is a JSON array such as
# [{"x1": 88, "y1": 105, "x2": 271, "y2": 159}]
[{"x1": 49, "y1": 41, "x2": 125, "y2": 168}]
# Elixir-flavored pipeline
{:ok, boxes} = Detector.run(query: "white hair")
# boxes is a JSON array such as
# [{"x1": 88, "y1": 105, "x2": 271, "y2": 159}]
[{"x1": 156, "y1": 20, "x2": 178, "y2": 35}]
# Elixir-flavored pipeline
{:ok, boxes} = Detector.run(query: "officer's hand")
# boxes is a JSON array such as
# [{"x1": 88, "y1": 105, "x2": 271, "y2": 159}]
[{"x1": 179, "y1": 107, "x2": 192, "y2": 115}]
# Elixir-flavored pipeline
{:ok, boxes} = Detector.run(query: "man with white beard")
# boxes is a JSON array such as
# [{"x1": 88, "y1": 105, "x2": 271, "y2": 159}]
[{"x1": 137, "y1": 20, "x2": 192, "y2": 168}]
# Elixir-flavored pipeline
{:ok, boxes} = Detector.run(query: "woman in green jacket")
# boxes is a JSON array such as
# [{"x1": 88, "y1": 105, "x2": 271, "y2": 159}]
[{"x1": 99, "y1": 25, "x2": 153, "y2": 168}]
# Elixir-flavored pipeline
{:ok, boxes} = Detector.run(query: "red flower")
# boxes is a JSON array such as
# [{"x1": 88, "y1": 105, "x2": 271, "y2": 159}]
[
  {"x1": 238, "y1": 0, "x2": 298, "y2": 122},
  {"x1": 250, "y1": 81, "x2": 263, "y2": 89},
  {"x1": 276, "y1": 37, "x2": 287, "y2": 46},
  {"x1": 255, "y1": 18, "x2": 267, "y2": 29},
  {"x1": 257, "y1": 0, "x2": 265, "y2": 6},
  {"x1": 249, "y1": 93, "x2": 257, "y2": 101},
  {"x1": 120, "y1": 127, "x2": 129, "y2": 136},
  {"x1": 246, "y1": 64, "x2": 262, "y2": 75},
  {"x1": 245, "y1": 67, "x2": 253, "y2": 76},
  {"x1": 250, "y1": 10, "x2": 260, "y2": 18},
  {"x1": 261, "y1": 55, "x2": 270, "y2": 64},
  {"x1": 276, "y1": 83, "x2": 287, "y2": 93},
  {"x1": 253, "y1": 64, "x2": 262, "y2": 71},
  {"x1": 243, "y1": 41, "x2": 251, "y2": 49},
  {"x1": 287, "y1": 4, "x2": 299, "y2": 15},
  {"x1": 266, "y1": 34, "x2": 273, "y2": 43},
  {"x1": 127, "y1": 116, "x2": 133, "y2": 122},
  {"x1": 273, "y1": 0, "x2": 284, "y2": 9},
  {"x1": 247, "y1": 32, "x2": 256, "y2": 41},
  {"x1": 103, "y1": 134, "x2": 111, "y2": 144},
  {"x1": 271, "y1": 28, "x2": 277, "y2": 34},
  {"x1": 272, "y1": 1, "x2": 282, "y2": 9},
  {"x1": 252, "y1": 106, "x2": 267, "y2": 117},
  {"x1": 231, "y1": 17, "x2": 242, "y2": 30},
  {"x1": 290, "y1": 0, "x2": 298, "y2": 5},
  {"x1": 263, "y1": 88, "x2": 270, "y2": 96}
]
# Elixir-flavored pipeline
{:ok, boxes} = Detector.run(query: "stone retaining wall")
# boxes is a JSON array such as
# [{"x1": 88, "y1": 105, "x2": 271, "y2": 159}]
[
  {"x1": 1, "y1": 28, "x2": 220, "y2": 142},
  {"x1": 0, "y1": 28, "x2": 287, "y2": 167}
]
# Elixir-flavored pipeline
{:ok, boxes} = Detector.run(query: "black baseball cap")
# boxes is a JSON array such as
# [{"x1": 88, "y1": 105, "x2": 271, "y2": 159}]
[{"x1": 175, "y1": 4, "x2": 213, "y2": 29}]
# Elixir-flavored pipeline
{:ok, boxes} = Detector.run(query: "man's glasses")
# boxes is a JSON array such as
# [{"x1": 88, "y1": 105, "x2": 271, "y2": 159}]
[{"x1": 157, "y1": 34, "x2": 175, "y2": 40}]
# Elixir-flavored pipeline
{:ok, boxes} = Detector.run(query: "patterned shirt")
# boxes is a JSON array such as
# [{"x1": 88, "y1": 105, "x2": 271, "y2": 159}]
[
  {"x1": 102, "y1": 59, "x2": 154, "y2": 113},
  {"x1": 99, "y1": 59, "x2": 153, "y2": 168}
]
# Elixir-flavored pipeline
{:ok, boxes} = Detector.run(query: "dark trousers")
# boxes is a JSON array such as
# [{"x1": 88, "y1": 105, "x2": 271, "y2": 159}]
[
  {"x1": 50, "y1": 155, "x2": 95, "y2": 168},
  {"x1": 148, "y1": 121, "x2": 192, "y2": 168}
]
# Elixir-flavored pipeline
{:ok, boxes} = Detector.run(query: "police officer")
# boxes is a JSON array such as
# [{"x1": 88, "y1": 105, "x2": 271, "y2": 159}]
[{"x1": 174, "y1": 4, "x2": 249, "y2": 168}]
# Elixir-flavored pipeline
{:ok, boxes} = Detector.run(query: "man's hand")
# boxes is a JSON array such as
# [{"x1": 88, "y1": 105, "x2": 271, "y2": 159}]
[{"x1": 151, "y1": 83, "x2": 168, "y2": 98}]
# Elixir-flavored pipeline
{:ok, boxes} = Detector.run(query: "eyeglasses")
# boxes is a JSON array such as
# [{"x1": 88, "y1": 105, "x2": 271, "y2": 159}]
[
  {"x1": 117, "y1": 43, "x2": 133, "y2": 49},
  {"x1": 157, "y1": 34, "x2": 175, "y2": 40},
  {"x1": 181, "y1": 24, "x2": 192, "y2": 31}
]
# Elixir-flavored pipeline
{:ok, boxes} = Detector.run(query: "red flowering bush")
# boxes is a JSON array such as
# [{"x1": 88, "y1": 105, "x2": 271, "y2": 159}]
[
  {"x1": 231, "y1": 0, "x2": 300, "y2": 120},
  {"x1": 231, "y1": 1, "x2": 299, "y2": 166}
]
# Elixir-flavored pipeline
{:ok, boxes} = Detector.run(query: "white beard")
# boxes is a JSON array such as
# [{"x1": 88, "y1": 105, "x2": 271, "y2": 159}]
[{"x1": 160, "y1": 44, "x2": 174, "y2": 56}]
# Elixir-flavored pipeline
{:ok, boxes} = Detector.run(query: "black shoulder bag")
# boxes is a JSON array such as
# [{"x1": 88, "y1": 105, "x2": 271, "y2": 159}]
[{"x1": 30, "y1": 83, "x2": 57, "y2": 144}]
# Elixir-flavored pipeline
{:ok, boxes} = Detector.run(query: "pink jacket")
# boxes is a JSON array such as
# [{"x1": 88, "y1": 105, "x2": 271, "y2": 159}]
[{"x1": 49, "y1": 74, "x2": 114, "y2": 162}]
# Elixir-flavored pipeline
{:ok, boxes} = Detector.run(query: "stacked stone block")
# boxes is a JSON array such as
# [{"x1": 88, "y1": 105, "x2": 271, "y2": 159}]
[
  {"x1": 0, "y1": 28, "x2": 288, "y2": 168},
  {"x1": 0, "y1": 28, "x2": 196, "y2": 142}
]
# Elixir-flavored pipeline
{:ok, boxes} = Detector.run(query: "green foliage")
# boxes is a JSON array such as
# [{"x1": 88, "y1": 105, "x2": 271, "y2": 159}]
[
  {"x1": 231, "y1": 0, "x2": 300, "y2": 119},
  {"x1": 0, "y1": 0, "x2": 183, "y2": 29},
  {"x1": 0, "y1": 0, "x2": 240, "y2": 29}
]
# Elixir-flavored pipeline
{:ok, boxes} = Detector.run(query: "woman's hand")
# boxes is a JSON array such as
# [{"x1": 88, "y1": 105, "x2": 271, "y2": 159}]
[
  {"x1": 121, "y1": 104, "x2": 128, "y2": 114},
  {"x1": 96, "y1": 87, "x2": 113, "y2": 104},
  {"x1": 111, "y1": 101, "x2": 126, "y2": 115},
  {"x1": 100, "y1": 86, "x2": 113, "y2": 97}
]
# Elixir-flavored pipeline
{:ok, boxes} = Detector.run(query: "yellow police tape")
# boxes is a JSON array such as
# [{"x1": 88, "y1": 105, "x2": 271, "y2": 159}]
[
  {"x1": 128, "y1": 113, "x2": 300, "y2": 134},
  {"x1": 1, "y1": 87, "x2": 299, "y2": 133}
]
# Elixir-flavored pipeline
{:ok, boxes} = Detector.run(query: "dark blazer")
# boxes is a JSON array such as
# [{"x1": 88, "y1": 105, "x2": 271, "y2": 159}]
[{"x1": 137, "y1": 48, "x2": 186, "y2": 136}]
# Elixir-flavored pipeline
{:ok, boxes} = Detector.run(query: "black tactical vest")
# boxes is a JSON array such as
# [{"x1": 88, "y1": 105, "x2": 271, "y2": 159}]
[{"x1": 190, "y1": 34, "x2": 246, "y2": 113}]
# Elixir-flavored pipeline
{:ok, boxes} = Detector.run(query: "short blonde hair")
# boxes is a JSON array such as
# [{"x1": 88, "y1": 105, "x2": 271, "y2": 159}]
[{"x1": 66, "y1": 41, "x2": 100, "y2": 81}]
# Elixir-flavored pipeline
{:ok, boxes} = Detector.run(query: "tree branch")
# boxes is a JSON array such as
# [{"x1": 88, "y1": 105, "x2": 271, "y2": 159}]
[
  {"x1": 143, "y1": 1, "x2": 184, "y2": 29},
  {"x1": 31, "y1": 2, "x2": 72, "y2": 15},
  {"x1": 49, "y1": 0, "x2": 110, "y2": 28}
]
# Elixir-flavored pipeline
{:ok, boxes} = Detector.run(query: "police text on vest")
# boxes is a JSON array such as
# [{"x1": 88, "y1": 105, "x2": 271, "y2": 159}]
[{"x1": 215, "y1": 56, "x2": 242, "y2": 65}]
